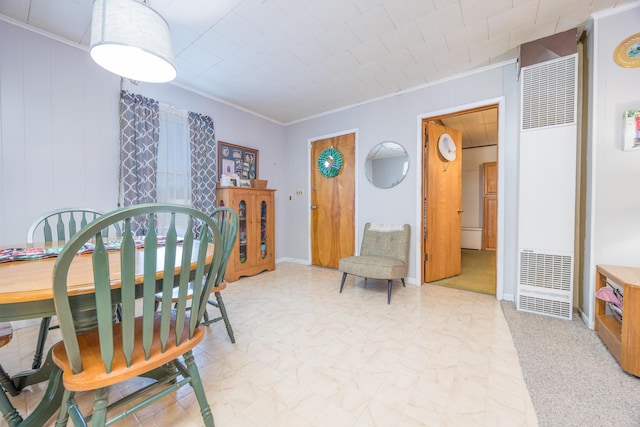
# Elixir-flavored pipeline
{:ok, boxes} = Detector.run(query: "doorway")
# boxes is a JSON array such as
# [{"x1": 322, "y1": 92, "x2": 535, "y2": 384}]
[
  {"x1": 310, "y1": 133, "x2": 355, "y2": 269},
  {"x1": 421, "y1": 105, "x2": 498, "y2": 295}
]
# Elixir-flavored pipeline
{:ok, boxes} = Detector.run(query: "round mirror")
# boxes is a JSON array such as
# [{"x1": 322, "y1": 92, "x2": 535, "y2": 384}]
[{"x1": 365, "y1": 141, "x2": 409, "y2": 189}]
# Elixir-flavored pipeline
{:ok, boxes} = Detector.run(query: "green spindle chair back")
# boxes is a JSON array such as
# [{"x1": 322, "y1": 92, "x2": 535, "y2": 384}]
[
  {"x1": 155, "y1": 206, "x2": 239, "y2": 341},
  {"x1": 50, "y1": 204, "x2": 222, "y2": 427},
  {"x1": 26, "y1": 207, "x2": 121, "y2": 370},
  {"x1": 27, "y1": 208, "x2": 121, "y2": 245}
]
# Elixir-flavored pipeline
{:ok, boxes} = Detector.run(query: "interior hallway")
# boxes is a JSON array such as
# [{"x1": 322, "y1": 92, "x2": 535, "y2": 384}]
[
  {"x1": 430, "y1": 249, "x2": 497, "y2": 295},
  {"x1": 2, "y1": 262, "x2": 535, "y2": 426}
]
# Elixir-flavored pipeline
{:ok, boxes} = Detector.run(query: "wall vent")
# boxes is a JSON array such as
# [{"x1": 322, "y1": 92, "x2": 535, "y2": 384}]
[
  {"x1": 521, "y1": 55, "x2": 576, "y2": 130},
  {"x1": 517, "y1": 249, "x2": 574, "y2": 320},
  {"x1": 518, "y1": 294, "x2": 572, "y2": 319},
  {"x1": 519, "y1": 250, "x2": 572, "y2": 291}
]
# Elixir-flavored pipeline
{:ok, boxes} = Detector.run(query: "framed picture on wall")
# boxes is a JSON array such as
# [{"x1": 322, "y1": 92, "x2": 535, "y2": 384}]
[
  {"x1": 218, "y1": 141, "x2": 259, "y2": 179},
  {"x1": 623, "y1": 109, "x2": 640, "y2": 151}
]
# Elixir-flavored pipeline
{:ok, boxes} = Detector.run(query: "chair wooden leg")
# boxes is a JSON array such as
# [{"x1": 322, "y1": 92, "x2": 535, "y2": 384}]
[
  {"x1": 66, "y1": 398, "x2": 87, "y2": 427},
  {"x1": 0, "y1": 364, "x2": 18, "y2": 397},
  {"x1": 201, "y1": 295, "x2": 235, "y2": 343},
  {"x1": 183, "y1": 351, "x2": 214, "y2": 427},
  {"x1": 55, "y1": 389, "x2": 73, "y2": 427},
  {"x1": 32, "y1": 317, "x2": 52, "y2": 370},
  {"x1": 0, "y1": 387, "x2": 23, "y2": 427},
  {"x1": 90, "y1": 387, "x2": 109, "y2": 427},
  {"x1": 401, "y1": 278, "x2": 406, "y2": 287},
  {"x1": 387, "y1": 280, "x2": 392, "y2": 304},
  {"x1": 339, "y1": 272, "x2": 348, "y2": 293},
  {"x1": 215, "y1": 292, "x2": 235, "y2": 343}
]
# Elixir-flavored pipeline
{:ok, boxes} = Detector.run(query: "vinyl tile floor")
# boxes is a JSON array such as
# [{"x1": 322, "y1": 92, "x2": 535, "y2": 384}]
[{"x1": 1, "y1": 262, "x2": 538, "y2": 426}]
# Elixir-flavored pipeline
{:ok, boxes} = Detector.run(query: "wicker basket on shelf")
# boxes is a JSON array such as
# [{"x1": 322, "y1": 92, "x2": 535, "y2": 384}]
[{"x1": 251, "y1": 179, "x2": 268, "y2": 189}]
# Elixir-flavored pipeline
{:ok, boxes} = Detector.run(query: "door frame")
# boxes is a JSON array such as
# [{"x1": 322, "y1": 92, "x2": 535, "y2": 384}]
[
  {"x1": 306, "y1": 128, "x2": 359, "y2": 264},
  {"x1": 416, "y1": 98, "x2": 506, "y2": 299}
]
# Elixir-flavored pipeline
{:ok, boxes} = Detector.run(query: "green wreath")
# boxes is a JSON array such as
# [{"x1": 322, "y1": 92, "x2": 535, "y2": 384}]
[{"x1": 317, "y1": 147, "x2": 343, "y2": 178}]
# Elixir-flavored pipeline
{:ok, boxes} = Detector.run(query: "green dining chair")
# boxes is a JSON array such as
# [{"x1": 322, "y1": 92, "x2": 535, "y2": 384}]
[
  {"x1": 26, "y1": 208, "x2": 121, "y2": 370},
  {"x1": 155, "y1": 206, "x2": 239, "y2": 343},
  {"x1": 202, "y1": 207, "x2": 238, "y2": 335},
  {"x1": 50, "y1": 204, "x2": 222, "y2": 427}
]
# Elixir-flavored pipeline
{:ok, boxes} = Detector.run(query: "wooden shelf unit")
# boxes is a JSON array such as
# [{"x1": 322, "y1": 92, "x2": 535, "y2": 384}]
[
  {"x1": 595, "y1": 264, "x2": 640, "y2": 377},
  {"x1": 217, "y1": 187, "x2": 275, "y2": 282}
]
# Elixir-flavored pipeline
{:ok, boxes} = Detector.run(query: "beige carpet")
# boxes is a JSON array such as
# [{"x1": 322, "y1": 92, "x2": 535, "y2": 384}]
[
  {"x1": 501, "y1": 301, "x2": 640, "y2": 426},
  {"x1": 430, "y1": 249, "x2": 496, "y2": 295}
]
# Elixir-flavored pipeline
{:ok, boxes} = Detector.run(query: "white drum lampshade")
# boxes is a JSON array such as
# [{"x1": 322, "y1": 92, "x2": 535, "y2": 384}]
[{"x1": 90, "y1": 0, "x2": 176, "y2": 83}]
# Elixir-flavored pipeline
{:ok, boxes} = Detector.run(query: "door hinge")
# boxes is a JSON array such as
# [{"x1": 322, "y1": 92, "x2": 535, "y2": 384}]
[{"x1": 424, "y1": 253, "x2": 428, "y2": 261}]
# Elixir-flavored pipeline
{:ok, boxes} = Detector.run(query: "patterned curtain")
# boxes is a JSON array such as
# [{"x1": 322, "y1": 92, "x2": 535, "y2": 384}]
[
  {"x1": 120, "y1": 90, "x2": 160, "y2": 235},
  {"x1": 188, "y1": 112, "x2": 217, "y2": 214}
]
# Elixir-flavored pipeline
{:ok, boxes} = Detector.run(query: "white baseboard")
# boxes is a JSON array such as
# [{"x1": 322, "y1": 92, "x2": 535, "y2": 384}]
[{"x1": 276, "y1": 257, "x2": 308, "y2": 265}]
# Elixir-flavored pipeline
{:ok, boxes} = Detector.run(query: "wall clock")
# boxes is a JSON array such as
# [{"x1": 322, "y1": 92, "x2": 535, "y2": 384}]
[
  {"x1": 317, "y1": 147, "x2": 343, "y2": 177},
  {"x1": 438, "y1": 133, "x2": 456, "y2": 161},
  {"x1": 614, "y1": 32, "x2": 640, "y2": 68}
]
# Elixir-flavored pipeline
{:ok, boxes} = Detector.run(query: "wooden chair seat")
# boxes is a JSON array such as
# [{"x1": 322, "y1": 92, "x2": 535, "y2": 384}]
[
  {"x1": 0, "y1": 323, "x2": 12, "y2": 348},
  {"x1": 52, "y1": 313, "x2": 204, "y2": 392}
]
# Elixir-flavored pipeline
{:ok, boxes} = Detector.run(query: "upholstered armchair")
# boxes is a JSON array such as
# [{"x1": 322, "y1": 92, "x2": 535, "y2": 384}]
[{"x1": 338, "y1": 223, "x2": 410, "y2": 303}]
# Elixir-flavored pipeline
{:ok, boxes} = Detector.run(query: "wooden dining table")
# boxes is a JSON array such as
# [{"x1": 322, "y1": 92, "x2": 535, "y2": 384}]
[{"x1": 0, "y1": 241, "x2": 214, "y2": 427}]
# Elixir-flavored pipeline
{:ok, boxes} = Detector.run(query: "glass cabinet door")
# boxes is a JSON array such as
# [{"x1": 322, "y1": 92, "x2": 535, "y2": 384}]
[
  {"x1": 260, "y1": 200, "x2": 267, "y2": 259},
  {"x1": 238, "y1": 199, "x2": 247, "y2": 264}
]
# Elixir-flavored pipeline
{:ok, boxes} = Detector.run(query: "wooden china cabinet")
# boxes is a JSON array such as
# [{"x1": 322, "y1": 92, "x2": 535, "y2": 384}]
[{"x1": 216, "y1": 186, "x2": 275, "y2": 281}]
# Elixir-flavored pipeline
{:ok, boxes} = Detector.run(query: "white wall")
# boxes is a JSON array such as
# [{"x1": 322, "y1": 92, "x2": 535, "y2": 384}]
[
  {"x1": 283, "y1": 65, "x2": 521, "y2": 298},
  {"x1": 585, "y1": 4, "x2": 640, "y2": 324},
  {"x1": 0, "y1": 21, "x2": 120, "y2": 245},
  {"x1": 0, "y1": 19, "x2": 286, "y2": 253}
]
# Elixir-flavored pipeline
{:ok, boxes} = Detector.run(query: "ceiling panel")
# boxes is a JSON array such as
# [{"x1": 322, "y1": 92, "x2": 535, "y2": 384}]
[{"x1": 0, "y1": 0, "x2": 637, "y2": 123}]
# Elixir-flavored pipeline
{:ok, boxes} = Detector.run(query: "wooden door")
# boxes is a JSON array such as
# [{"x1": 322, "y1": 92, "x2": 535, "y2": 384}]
[
  {"x1": 311, "y1": 133, "x2": 355, "y2": 268},
  {"x1": 482, "y1": 162, "x2": 497, "y2": 251},
  {"x1": 423, "y1": 121, "x2": 462, "y2": 282}
]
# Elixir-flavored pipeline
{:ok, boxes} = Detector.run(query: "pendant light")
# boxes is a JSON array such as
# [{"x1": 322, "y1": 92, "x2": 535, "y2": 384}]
[{"x1": 90, "y1": 0, "x2": 176, "y2": 83}]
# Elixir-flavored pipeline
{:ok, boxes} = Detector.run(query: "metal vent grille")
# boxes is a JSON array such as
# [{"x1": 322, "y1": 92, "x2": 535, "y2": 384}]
[
  {"x1": 521, "y1": 55, "x2": 576, "y2": 130},
  {"x1": 519, "y1": 250, "x2": 573, "y2": 291},
  {"x1": 518, "y1": 294, "x2": 571, "y2": 319},
  {"x1": 517, "y1": 249, "x2": 573, "y2": 320}
]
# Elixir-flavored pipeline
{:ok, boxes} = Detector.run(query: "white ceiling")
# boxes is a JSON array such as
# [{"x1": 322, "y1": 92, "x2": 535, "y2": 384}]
[
  {"x1": 0, "y1": 0, "x2": 636, "y2": 126},
  {"x1": 442, "y1": 107, "x2": 498, "y2": 149}
]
